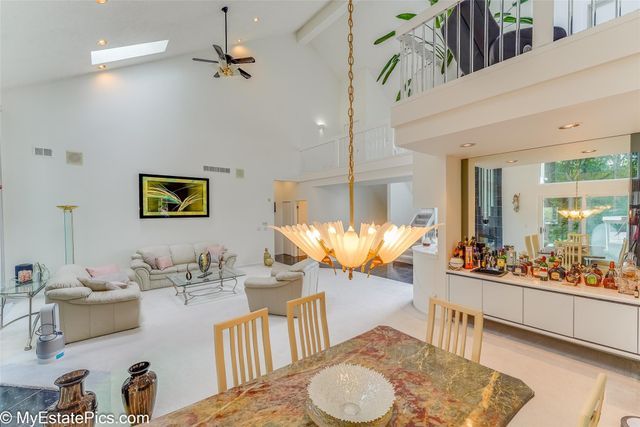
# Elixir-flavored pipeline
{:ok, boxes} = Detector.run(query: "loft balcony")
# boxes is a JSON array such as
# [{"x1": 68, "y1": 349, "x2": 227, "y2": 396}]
[{"x1": 390, "y1": 0, "x2": 640, "y2": 158}]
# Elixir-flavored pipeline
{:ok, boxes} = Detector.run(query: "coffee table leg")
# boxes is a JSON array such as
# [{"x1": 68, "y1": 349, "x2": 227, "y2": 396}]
[
  {"x1": 232, "y1": 278, "x2": 238, "y2": 294},
  {"x1": 25, "y1": 296, "x2": 36, "y2": 351},
  {"x1": 1, "y1": 296, "x2": 5, "y2": 329}
]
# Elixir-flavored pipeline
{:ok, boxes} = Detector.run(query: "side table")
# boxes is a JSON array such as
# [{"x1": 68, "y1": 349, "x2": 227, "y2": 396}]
[{"x1": 0, "y1": 279, "x2": 47, "y2": 350}]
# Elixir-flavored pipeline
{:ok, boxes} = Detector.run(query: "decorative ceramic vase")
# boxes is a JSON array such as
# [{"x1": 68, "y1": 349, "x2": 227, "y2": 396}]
[
  {"x1": 185, "y1": 265, "x2": 192, "y2": 281},
  {"x1": 198, "y1": 251, "x2": 212, "y2": 277},
  {"x1": 263, "y1": 248, "x2": 274, "y2": 267},
  {"x1": 45, "y1": 369, "x2": 97, "y2": 427},
  {"x1": 121, "y1": 361, "x2": 157, "y2": 425}
]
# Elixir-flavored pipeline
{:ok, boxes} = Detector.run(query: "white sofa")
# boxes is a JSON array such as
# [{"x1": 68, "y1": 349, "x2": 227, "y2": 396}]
[
  {"x1": 45, "y1": 265, "x2": 141, "y2": 343},
  {"x1": 130, "y1": 242, "x2": 237, "y2": 291}
]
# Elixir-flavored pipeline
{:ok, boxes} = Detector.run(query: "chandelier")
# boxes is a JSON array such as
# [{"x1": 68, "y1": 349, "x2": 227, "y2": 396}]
[
  {"x1": 558, "y1": 163, "x2": 610, "y2": 220},
  {"x1": 273, "y1": 0, "x2": 437, "y2": 279}
]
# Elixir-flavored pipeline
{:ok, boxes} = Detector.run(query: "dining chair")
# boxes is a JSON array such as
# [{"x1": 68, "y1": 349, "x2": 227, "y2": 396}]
[
  {"x1": 426, "y1": 297, "x2": 484, "y2": 363},
  {"x1": 286, "y1": 291, "x2": 330, "y2": 362},
  {"x1": 524, "y1": 235, "x2": 535, "y2": 259},
  {"x1": 530, "y1": 234, "x2": 541, "y2": 258},
  {"x1": 577, "y1": 373, "x2": 607, "y2": 427},
  {"x1": 213, "y1": 308, "x2": 273, "y2": 392}
]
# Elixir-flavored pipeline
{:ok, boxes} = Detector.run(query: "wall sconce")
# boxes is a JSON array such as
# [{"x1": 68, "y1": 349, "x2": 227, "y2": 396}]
[{"x1": 316, "y1": 121, "x2": 326, "y2": 134}]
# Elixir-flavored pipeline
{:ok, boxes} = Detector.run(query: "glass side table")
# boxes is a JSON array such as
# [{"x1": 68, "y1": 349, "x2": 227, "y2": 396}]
[{"x1": 1, "y1": 278, "x2": 47, "y2": 350}]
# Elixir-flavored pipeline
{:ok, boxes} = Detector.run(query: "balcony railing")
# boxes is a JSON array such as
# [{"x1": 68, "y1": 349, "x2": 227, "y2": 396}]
[
  {"x1": 300, "y1": 125, "x2": 409, "y2": 174},
  {"x1": 396, "y1": 0, "x2": 639, "y2": 100}
]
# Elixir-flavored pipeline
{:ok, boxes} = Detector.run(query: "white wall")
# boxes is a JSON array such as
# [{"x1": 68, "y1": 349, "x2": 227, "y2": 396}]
[
  {"x1": 387, "y1": 181, "x2": 413, "y2": 224},
  {"x1": 1, "y1": 34, "x2": 341, "y2": 271}
]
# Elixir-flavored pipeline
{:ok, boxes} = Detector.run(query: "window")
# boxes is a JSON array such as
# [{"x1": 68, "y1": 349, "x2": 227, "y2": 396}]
[{"x1": 541, "y1": 153, "x2": 634, "y2": 183}]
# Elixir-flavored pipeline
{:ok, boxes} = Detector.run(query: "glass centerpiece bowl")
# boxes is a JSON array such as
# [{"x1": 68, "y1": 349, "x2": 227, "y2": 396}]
[{"x1": 307, "y1": 363, "x2": 395, "y2": 426}]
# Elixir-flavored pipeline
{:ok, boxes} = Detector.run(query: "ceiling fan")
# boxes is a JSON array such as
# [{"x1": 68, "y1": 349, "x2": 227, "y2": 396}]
[{"x1": 192, "y1": 6, "x2": 255, "y2": 79}]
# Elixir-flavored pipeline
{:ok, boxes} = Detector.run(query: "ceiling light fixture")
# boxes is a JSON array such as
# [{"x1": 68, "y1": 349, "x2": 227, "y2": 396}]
[
  {"x1": 506, "y1": 160, "x2": 518, "y2": 164},
  {"x1": 558, "y1": 159, "x2": 611, "y2": 221},
  {"x1": 273, "y1": 0, "x2": 438, "y2": 280},
  {"x1": 97, "y1": 64, "x2": 107, "y2": 70},
  {"x1": 558, "y1": 122, "x2": 581, "y2": 130},
  {"x1": 460, "y1": 143, "x2": 475, "y2": 148},
  {"x1": 581, "y1": 149, "x2": 597, "y2": 154},
  {"x1": 91, "y1": 40, "x2": 169, "y2": 65},
  {"x1": 253, "y1": 17, "x2": 259, "y2": 22},
  {"x1": 97, "y1": 39, "x2": 108, "y2": 46},
  {"x1": 237, "y1": 39, "x2": 242, "y2": 43},
  {"x1": 96, "y1": 0, "x2": 107, "y2": 4}
]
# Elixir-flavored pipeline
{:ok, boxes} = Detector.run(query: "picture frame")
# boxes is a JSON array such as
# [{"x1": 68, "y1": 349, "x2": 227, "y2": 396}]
[{"x1": 139, "y1": 173, "x2": 209, "y2": 218}]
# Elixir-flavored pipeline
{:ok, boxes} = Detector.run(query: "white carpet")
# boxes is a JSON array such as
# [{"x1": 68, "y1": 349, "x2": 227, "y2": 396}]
[{"x1": 1, "y1": 265, "x2": 638, "y2": 426}]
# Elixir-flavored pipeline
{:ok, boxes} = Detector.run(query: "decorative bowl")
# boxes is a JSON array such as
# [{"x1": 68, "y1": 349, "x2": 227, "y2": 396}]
[
  {"x1": 307, "y1": 364, "x2": 395, "y2": 425},
  {"x1": 448, "y1": 257, "x2": 464, "y2": 270}
]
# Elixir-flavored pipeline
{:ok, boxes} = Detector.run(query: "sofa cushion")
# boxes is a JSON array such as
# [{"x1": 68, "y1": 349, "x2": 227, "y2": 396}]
[
  {"x1": 207, "y1": 245, "x2": 226, "y2": 262},
  {"x1": 170, "y1": 244, "x2": 196, "y2": 265},
  {"x1": 193, "y1": 242, "x2": 217, "y2": 257},
  {"x1": 93, "y1": 271, "x2": 130, "y2": 283},
  {"x1": 139, "y1": 246, "x2": 171, "y2": 269},
  {"x1": 275, "y1": 271, "x2": 304, "y2": 281},
  {"x1": 156, "y1": 256, "x2": 174, "y2": 270},
  {"x1": 78, "y1": 277, "x2": 126, "y2": 291},
  {"x1": 86, "y1": 264, "x2": 119, "y2": 278},
  {"x1": 150, "y1": 266, "x2": 178, "y2": 276},
  {"x1": 58, "y1": 264, "x2": 91, "y2": 280}
]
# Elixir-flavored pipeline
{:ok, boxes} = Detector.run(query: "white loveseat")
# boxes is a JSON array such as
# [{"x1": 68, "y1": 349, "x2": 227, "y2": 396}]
[
  {"x1": 130, "y1": 242, "x2": 237, "y2": 291},
  {"x1": 45, "y1": 265, "x2": 141, "y2": 343}
]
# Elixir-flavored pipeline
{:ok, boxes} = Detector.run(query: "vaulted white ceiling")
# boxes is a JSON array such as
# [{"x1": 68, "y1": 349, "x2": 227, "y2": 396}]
[{"x1": 1, "y1": 0, "x2": 328, "y2": 89}]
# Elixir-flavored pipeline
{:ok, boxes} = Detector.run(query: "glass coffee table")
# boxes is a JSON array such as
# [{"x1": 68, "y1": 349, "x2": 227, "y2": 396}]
[
  {"x1": 1, "y1": 278, "x2": 47, "y2": 350},
  {"x1": 167, "y1": 267, "x2": 246, "y2": 305}
]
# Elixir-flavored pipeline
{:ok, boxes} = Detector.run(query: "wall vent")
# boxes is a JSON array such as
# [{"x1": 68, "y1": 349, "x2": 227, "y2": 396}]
[
  {"x1": 203, "y1": 165, "x2": 231, "y2": 174},
  {"x1": 235, "y1": 168, "x2": 245, "y2": 178},
  {"x1": 66, "y1": 151, "x2": 83, "y2": 166},
  {"x1": 34, "y1": 147, "x2": 53, "y2": 157}
]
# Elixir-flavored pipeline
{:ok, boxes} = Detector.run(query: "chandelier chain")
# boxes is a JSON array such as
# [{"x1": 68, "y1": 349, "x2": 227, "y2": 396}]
[{"x1": 347, "y1": 0, "x2": 355, "y2": 227}]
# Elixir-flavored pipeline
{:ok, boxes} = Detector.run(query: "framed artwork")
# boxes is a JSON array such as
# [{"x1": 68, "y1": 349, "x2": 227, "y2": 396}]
[{"x1": 139, "y1": 174, "x2": 209, "y2": 218}]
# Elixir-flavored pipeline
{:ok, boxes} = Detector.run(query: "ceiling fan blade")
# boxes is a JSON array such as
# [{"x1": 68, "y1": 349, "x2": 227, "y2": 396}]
[
  {"x1": 238, "y1": 68, "x2": 251, "y2": 79},
  {"x1": 192, "y1": 58, "x2": 219, "y2": 64},
  {"x1": 213, "y1": 44, "x2": 226, "y2": 62},
  {"x1": 214, "y1": 72, "x2": 220, "y2": 78},
  {"x1": 230, "y1": 57, "x2": 256, "y2": 64}
]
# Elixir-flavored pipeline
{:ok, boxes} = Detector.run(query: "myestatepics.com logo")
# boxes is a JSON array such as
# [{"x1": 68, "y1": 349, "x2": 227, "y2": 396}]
[{"x1": 0, "y1": 410, "x2": 149, "y2": 426}]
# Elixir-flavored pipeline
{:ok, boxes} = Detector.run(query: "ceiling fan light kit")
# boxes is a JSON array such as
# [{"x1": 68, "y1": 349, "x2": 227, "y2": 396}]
[
  {"x1": 192, "y1": 6, "x2": 255, "y2": 79},
  {"x1": 273, "y1": 0, "x2": 438, "y2": 280}
]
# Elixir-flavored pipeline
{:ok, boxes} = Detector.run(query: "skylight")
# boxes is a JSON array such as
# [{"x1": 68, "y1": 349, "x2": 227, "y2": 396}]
[{"x1": 91, "y1": 40, "x2": 169, "y2": 65}]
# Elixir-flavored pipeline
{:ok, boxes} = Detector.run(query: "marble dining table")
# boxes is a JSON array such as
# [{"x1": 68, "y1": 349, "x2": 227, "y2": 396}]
[{"x1": 148, "y1": 325, "x2": 534, "y2": 426}]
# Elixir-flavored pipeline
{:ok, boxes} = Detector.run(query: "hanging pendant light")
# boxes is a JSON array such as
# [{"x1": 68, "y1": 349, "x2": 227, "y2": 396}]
[
  {"x1": 273, "y1": 0, "x2": 438, "y2": 279},
  {"x1": 558, "y1": 161, "x2": 611, "y2": 220}
]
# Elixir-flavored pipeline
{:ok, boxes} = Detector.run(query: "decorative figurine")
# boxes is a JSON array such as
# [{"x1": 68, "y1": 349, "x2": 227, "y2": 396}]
[
  {"x1": 197, "y1": 251, "x2": 212, "y2": 278},
  {"x1": 263, "y1": 248, "x2": 274, "y2": 267},
  {"x1": 185, "y1": 265, "x2": 192, "y2": 282}
]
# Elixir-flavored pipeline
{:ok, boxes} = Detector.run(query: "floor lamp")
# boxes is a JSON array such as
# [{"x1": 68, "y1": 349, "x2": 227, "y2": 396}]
[{"x1": 56, "y1": 205, "x2": 78, "y2": 264}]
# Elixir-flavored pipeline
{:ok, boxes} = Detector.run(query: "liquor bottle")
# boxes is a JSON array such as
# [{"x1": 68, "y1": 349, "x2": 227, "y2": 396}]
[
  {"x1": 634, "y1": 285, "x2": 639, "y2": 298},
  {"x1": 602, "y1": 261, "x2": 618, "y2": 290},
  {"x1": 538, "y1": 256, "x2": 549, "y2": 281},
  {"x1": 584, "y1": 263, "x2": 603, "y2": 287},
  {"x1": 548, "y1": 251, "x2": 556, "y2": 265},
  {"x1": 549, "y1": 261, "x2": 566, "y2": 281},
  {"x1": 464, "y1": 242, "x2": 474, "y2": 269},
  {"x1": 565, "y1": 264, "x2": 581, "y2": 285},
  {"x1": 496, "y1": 249, "x2": 507, "y2": 272}
]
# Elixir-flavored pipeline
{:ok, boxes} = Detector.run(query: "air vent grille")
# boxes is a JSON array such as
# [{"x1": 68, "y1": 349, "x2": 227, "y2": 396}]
[
  {"x1": 34, "y1": 147, "x2": 53, "y2": 157},
  {"x1": 203, "y1": 165, "x2": 231, "y2": 174},
  {"x1": 66, "y1": 151, "x2": 83, "y2": 166}
]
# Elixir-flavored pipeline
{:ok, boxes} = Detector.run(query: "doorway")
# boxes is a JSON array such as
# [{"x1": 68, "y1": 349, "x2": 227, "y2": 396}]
[{"x1": 276, "y1": 200, "x2": 308, "y2": 263}]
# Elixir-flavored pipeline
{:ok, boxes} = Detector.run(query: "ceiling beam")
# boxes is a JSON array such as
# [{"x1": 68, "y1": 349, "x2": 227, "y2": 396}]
[{"x1": 296, "y1": 0, "x2": 347, "y2": 45}]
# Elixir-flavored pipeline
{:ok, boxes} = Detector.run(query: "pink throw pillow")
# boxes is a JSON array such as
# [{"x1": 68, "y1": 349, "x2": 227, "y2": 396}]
[
  {"x1": 86, "y1": 264, "x2": 120, "y2": 278},
  {"x1": 155, "y1": 256, "x2": 174, "y2": 270},
  {"x1": 207, "y1": 245, "x2": 225, "y2": 261}
]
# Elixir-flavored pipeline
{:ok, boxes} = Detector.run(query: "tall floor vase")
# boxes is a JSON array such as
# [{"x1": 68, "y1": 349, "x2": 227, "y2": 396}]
[
  {"x1": 121, "y1": 361, "x2": 157, "y2": 424},
  {"x1": 45, "y1": 369, "x2": 97, "y2": 427}
]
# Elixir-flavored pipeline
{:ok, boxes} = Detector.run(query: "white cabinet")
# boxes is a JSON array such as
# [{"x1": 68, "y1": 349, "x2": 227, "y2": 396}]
[
  {"x1": 524, "y1": 288, "x2": 574, "y2": 336},
  {"x1": 448, "y1": 275, "x2": 482, "y2": 311},
  {"x1": 482, "y1": 281, "x2": 523, "y2": 323},
  {"x1": 574, "y1": 297, "x2": 638, "y2": 353}
]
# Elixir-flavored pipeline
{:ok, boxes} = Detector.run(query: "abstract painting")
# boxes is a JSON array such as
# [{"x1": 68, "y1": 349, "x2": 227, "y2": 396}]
[{"x1": 139, "y1": 174, "x2": 209, "y2": 218}]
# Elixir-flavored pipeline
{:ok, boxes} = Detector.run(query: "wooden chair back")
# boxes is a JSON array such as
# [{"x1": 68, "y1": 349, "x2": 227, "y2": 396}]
[
  {"x1": 577, "y1": 373, "x2": 607, "y2": 427},
  {"x1": 426, "y1": 297, "x2": 484, "y2": 363},
  {"x1": 214, "y1": 308, "x2": 273, "y2": 392},
  {"x1": 286, "y1": 292, "x2": 330, "y2": 362}
]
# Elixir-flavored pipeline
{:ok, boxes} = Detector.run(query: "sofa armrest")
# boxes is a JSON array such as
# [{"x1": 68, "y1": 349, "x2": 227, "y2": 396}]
[
  {"x1": 270, "y1": 262, "x2": 289, "y2": 277},
  {"x1": 245, "y1": 277, "x2": 291, "y2": 289},
  {"x1": 130, "y1": 259, "x2": 151, "y2": 271},
  {"x1": 46, "y1": 287, "x2": 92, "y2": 301},
  {"x1": 131, "y1": 253, "x2": 143, "y2": 260}
]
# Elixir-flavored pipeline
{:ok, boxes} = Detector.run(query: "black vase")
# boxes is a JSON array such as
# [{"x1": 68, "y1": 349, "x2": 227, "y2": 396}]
[{"x1": 121, "y1": 362, "x2": 157, "y2": 425}]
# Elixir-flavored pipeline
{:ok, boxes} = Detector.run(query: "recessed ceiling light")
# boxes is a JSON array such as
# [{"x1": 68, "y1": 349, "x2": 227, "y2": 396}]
[
  {"x1": 460, "y1": 143, "x2": 475, "y2": 148},
  {"x1": 506, "y1": 159, "x2": 518, "y2": 164},
  {"x1": 558, "y1": 122, "x2": 581, "y2": 130},
  {"x1": 97, "y1": 64, "x2": 107, "y2": 70},
  {"x1": 253, "y1": 17, "x2": 259, "y2": 22},
  {"x1": 97, "y1": 39, "x2": 108, "y2": 46},
  {"x1": 96, "y1": 0, "x2": 107, "y2": 4},
  {"x1": 91, "y1": 40, "x2": 169, "y2": 65},
  {"x1": 581, "y1": 149, "x2": 597, "y2": 154},
  {"x1": 237, "y1": 39, "x2": 242, "y2": 43}
]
